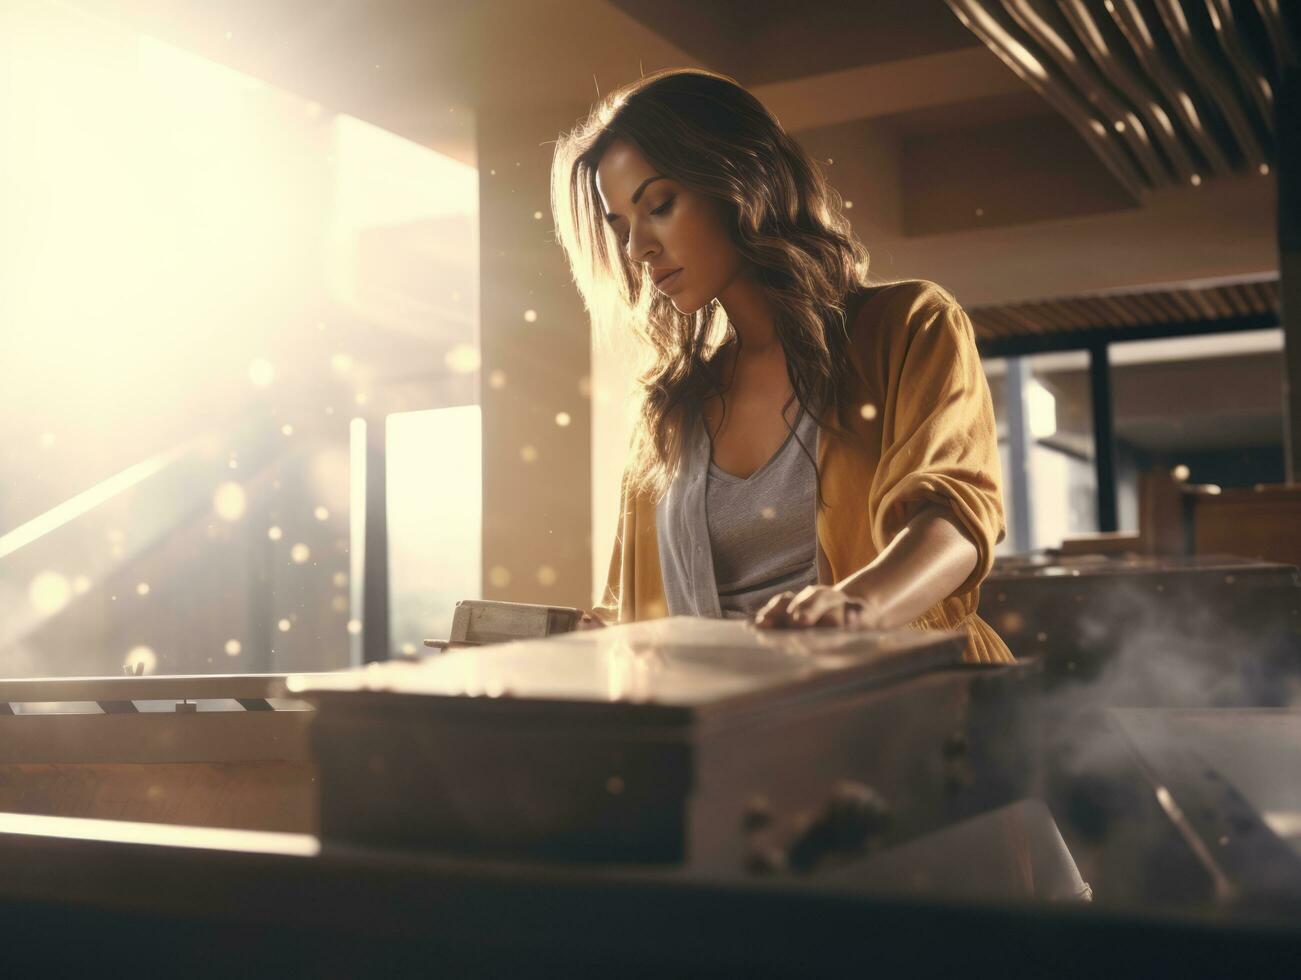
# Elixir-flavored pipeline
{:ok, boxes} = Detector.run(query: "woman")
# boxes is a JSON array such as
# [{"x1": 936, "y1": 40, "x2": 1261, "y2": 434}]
[{"x1": 551, "y1": 68, "x2": 1012, "y2": 663}]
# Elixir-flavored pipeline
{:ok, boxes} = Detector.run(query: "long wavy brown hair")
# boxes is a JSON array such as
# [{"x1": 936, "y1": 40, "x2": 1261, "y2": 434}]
[{"x1": 551, "y1": 67, "x2": 873, "y2": 501}]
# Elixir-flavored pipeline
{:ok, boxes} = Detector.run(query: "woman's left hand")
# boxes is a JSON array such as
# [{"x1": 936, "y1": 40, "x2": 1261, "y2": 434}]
[{"x1": 753, "y1": 585, "x2": 878, "y2": 629}]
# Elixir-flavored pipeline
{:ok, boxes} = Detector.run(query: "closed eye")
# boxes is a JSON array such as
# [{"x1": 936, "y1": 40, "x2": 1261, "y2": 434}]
[{"x1": 614, "y1": 197, "x2": 675, "y2": 248}]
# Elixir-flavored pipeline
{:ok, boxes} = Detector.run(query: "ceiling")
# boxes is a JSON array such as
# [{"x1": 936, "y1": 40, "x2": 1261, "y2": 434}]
[
  {"x1": 60, "y1": 0, "x2": 1292, "y2": 274},
  {"x1": 604, "y1": 0, "x2": 981, "y2": 84}
]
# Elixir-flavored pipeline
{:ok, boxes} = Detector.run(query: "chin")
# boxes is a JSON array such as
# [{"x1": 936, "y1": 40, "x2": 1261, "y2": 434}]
[{"x1": 672, "y1": 292, "x2": 706, "y2": 316}]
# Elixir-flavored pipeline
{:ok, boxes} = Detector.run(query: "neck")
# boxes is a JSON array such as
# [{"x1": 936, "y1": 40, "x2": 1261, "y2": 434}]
[{"x1": 716, "y1": 267, "x2": 780, "y2": 353}]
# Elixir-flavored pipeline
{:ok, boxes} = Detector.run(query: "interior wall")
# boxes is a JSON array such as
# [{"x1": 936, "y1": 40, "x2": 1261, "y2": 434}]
[{"x1": 479, "y1": 101, "x2": 595, "y2": 610}]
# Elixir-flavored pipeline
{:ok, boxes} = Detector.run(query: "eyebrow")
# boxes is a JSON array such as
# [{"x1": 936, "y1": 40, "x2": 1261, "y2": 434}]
[{"x1": 603, "y1": 175, "x2": 667, "y2": 223}]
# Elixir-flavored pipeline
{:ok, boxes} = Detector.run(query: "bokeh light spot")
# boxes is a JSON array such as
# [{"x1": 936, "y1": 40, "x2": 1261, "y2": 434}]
[
  {"x1": 555, "y1": 412, "x2": 571, "y2": 428},
  {"x1": 523, "y1": 309, "x2": 538, "y2": 323},
  {"x1": 520, "y1": 445, "x2": 538, "y2": 463},
  {"x1": 29, "y1": 571, "x2": 72, "y2": 615},
  {"x1": 225, "y1": 639, "x2": 242, "y2": 656},
  {"x1": 267, "y1": 525, "x2": 283, "y2": 541},
  {"x1": 444, "y1": 344, "x2": 481, "y2": 374},
  {"x1": 488, "y1": 566, "x2": 511, "y2": 588},
  {"x1": 290, "y1": 543, "x2": 311, "y2": 564},
  {"x1": 536, "y1": 565, "x2": 558, "y2": 586},
  {"x1": 213, "y1": 482, "x2": 247, "y2": 522}
]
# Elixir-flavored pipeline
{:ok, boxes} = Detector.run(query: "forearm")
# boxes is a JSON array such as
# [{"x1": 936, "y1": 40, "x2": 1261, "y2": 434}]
[{"x1": 834, "y1": 503, "x2": 979, "y2": 629}]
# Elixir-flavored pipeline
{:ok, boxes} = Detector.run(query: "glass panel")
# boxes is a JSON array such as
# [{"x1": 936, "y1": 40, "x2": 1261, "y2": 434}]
[
  {"x1": 386, "y1": 407, "x2": 483, "y2": 657},
  {"x1": 984, "y1": 352, "x2": 1097, "y2": 553},
  {"x1": 1108, "y1": 329, "x2": 1286, "y2": 531}
]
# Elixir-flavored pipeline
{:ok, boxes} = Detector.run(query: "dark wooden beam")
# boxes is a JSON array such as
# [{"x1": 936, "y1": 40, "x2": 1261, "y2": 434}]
[
  {"x1": 1279, "y1": 65, "x2": 1301, "y2": 483},
  {"x1": 1088, "y1": 345, "x2": 1118, "y2": 534}
]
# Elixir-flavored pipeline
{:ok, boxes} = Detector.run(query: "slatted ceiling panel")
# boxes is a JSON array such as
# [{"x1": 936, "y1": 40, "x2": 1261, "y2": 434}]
[
  {"x1": 1217, "y1": 285, "x2": 1248, "y2": 314},
  {"x1": 1242, "y1": 280, "x2": 1274, "y2": 311},
  {"x1": 1119, "y1": 292, "x2": 1162, "y2": 323},
  {"x1": 1042, "y1": 301, "x2": 1078, "y2": 330},
  {"x1": 1048, "y1": 301, "x2": 1089, "y2": 330},
  {"x1": 1137, "y1": 292, "x2": 1177, "y2": 322},
  {"x1": 1057, "y1": 301, "x2": 1094, "y2": 329},
  {"x1": 1164, "y1": 288, "x2": 1203, "y2": 322},
  {"x1": 1146, "y1": 292, "x2": 1183, "y2": 321},
  {"x1": 969, "y1": 277, "x2": 1280, "y2": 343},
  {"x1": 1025, "y1": 305, "x2": 1058, "y2": 333},
  {"x1": 1212, "y1": 284, "x2": 1243, "y2": 316},
  {"x1": 1092, "y1": 294, "x2": 1137, "y2": 326},
  {"x1": 1000, "y1": 307, "x2": 1043, "y2": 334},
  {"x1": 1022, "y1": 302, "x2": 1063, "y2": 332},
  {"x1": 1235, "y1": 282, "x2": 1271, "y2": 315},
  {"x1": 1078, "y1": 296, "x2": 1122, "y2": 327},
  {"x1": 945, "y1": 1, "x2": 1299, "y2": 194},
  {"x1": 1185, "y1": 288, "x2": 1220, "y2": 320},
  {"x1": 975, "y1": 314, "x2": 1014, "y2": 339},
  {"x1": 1205, "y1": 288, "x2": 1237, "y2": 318},
  {"x1": 980, "y1": 309, "x2": 1019, "y2": 337},
  {"x1": 1221, "y1": 286, "x2": 1248, "y2": 316}
]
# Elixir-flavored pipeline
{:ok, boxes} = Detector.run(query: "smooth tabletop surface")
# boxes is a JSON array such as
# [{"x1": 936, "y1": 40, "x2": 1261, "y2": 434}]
[{"x1": 286, "y1": 617, "x2": 964, "y2": 710}]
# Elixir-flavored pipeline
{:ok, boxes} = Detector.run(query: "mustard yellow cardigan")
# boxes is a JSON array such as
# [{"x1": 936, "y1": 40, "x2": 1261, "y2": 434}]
[{"x1": 594, "y1": 279, "x2": 1015, "y2": 665}]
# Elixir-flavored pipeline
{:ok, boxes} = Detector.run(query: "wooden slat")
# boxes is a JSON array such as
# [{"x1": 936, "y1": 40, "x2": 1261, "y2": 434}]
[
  {"x1": 1163, "y1": 288, "x2": 1204, "y2": 322},
  {"x1": 1202, "y1": 287, "x2": 1236, "y2": 318},
  {"x1": 1072, "y1": 297, "x2": 1120, "y2": 328},
  {"x1": 1049, "y1": 300, "x2": 1093, "y2": 330},
  {"x1": 1144, "y1": 291, "x2": 1179, "y2": 322},
  {"x1": 1091, "y1": 294, "x2": 1139, "y2": 326},
  {"x1": 969, "y1": 312, "x2": 1006, "y2": 339},
  {"x1": 1184, "y1": 287, "x2": 1221, "y2": 320},
  {"x1": 1024, "y1": 301, "x2": 1072, "y2": 332},
  {"x1": 1227, "y1": 283, "x2": 1264, "y2": 316},
  {"x1": 1118, "y1": 292, "x2": 1161, "y2": 323}
]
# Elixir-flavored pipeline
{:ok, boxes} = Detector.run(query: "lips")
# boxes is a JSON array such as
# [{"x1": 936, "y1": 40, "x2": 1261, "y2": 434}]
[{"x1": 653, "y1": 267, "x2": 683, "y2": 289}]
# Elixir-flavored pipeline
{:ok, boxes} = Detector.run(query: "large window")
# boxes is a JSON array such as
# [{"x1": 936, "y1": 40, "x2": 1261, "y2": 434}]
[
  {"x1": 1108, "y1": 329, "x2": 1286, "y2": 531},
  {"x1": 0, "y1": 0, "x2": 479, "y2": 677},
  {"x1": 984, "y1": 352, "x2": 1098, "y2": 554}
]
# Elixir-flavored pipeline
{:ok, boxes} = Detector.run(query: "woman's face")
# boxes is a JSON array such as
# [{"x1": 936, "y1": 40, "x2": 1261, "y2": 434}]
[{"x1": 594, "y1": 138, "x2": 745, "y2": 316}]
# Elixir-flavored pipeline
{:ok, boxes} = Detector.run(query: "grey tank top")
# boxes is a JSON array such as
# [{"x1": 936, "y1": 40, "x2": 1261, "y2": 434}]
[
  {"x1": 655, "y1": 405, "x2": 823, "y2": 621},
  {"x1": 707, "y1": 407, "x2": 819, "y2": 619}
]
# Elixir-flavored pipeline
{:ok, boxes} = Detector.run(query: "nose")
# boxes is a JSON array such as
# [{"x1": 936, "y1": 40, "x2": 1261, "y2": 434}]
[{"x1": 625, "y1": 220, "x2": 659, "y2": 266}]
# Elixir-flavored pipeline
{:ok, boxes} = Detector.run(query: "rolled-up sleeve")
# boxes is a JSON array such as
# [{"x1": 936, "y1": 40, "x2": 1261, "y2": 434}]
[{"x1": 868, "y1": 299, "x2": 1006, "y2": 598}]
